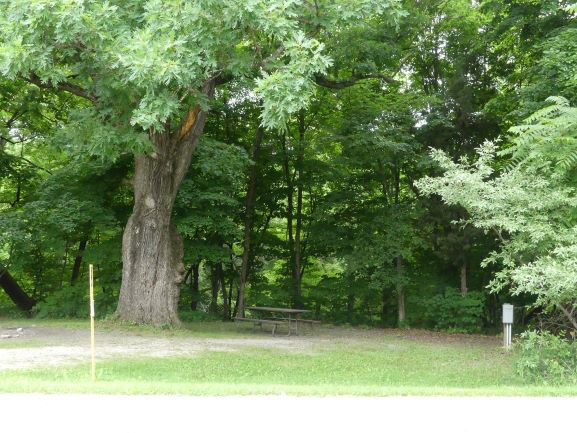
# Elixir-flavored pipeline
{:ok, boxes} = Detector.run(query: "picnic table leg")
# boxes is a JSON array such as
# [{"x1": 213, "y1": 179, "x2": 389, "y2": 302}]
[
  {"x1": 272, "y1": 324, "x2": 277, "y2": 336},
  {"x1": 286, "y1": 313, "x2": 292, "y2": 336},
  {"x1": 295, "y1": 313, "x2": 300, "y2": 336}
]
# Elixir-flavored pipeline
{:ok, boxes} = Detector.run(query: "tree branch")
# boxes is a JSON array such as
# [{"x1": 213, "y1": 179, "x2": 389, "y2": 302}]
[
  {"x1": 314, "y1": 73, "x2": 396, "y2": 89},
  {"x1": 25, "y1": 73, "x2": 97, "y2": 103},
  {"x1": 557, "y1": 303, "x2": 577, "y2": 331},
  {"x1": 19, "y1": 156, "x2": 53, "y2": 174}
]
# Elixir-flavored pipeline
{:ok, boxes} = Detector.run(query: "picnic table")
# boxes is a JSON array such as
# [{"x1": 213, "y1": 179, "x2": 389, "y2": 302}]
[{"x1": 234, "y1": 306, "x2": 317, "y2": 336}]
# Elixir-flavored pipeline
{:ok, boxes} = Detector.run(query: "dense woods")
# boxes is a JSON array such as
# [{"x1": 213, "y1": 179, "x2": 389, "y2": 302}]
[{"x1": 0, "y1": 0, "x2": 576, "y2": 331}]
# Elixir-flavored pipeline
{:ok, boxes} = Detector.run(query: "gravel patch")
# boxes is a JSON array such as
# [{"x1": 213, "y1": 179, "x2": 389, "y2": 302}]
[{"x1": 0, "y1": 326, "x2": 315, "y2": 370}]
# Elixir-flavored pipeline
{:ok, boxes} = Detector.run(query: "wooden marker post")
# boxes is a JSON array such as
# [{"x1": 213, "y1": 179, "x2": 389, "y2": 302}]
[{"x1": 89, "y1": 264, "x2": 96, "y2": 381}]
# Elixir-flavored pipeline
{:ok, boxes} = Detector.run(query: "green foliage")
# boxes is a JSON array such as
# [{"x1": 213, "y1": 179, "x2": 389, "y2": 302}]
[
  {"x1": 0, "y1": 0, "x2": 405, "y2": 140},
  {"x1": 178, "y1": 310, "x2": 223, "y2": 323},
  {"x1": 417, "y1": 98, "x2": 577, "y2": 329},
  {"x1": 516, "y1": 330, "x2": 577, "y2": 385},
  {"x1": 423, "y1": 289, "x2": 485, "y2": 333},
  {"x1": 33, "y1": 283, "x2": 116, "y2": 319}
]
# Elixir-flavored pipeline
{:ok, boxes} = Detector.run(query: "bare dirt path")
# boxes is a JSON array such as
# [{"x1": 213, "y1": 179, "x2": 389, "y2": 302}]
[{"x1": 0, "y1": 325, "x2": 315, "y2": 370}]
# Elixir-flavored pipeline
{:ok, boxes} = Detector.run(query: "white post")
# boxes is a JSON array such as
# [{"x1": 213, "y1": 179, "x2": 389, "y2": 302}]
[
  {"x1": 502, "y1": 304, "x2": 513, "y2": 350},
  {"x1": 89, "y1": 264, "x2": 96, "y2": 381}
]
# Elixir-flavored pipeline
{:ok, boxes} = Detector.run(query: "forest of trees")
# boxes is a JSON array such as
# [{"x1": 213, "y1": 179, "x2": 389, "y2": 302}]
[{"x1": 0, "y1": 0, "x2": 576, "y2": 331}]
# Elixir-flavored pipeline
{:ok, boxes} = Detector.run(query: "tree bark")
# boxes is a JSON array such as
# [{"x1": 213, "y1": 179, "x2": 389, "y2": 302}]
[
  {"x1": 397, "y1": 256, "x2": 405, "y2": 325},
  {"x1": 115, "y1": 82, "x2": 212, "y2": 325},
  {"x1": 236, "y1": 127, "x2": 264, "y2": 317},
  {"x1": 0, "y1": 266, "x2": 36, "y2": 312},
  {"x1": 70, "y1": 239, "x2": 88, "y2": 286}
]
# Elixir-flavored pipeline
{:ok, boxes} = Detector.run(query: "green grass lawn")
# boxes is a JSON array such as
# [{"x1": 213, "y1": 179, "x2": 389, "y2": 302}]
[{"x1": 2, "y1": 320, "x2": 577, "y2": 396}]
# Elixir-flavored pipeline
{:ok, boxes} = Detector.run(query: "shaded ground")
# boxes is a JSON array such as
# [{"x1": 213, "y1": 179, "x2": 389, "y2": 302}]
[{"x1": 0, "y1": 321, "x2": 501, "y2": 371}]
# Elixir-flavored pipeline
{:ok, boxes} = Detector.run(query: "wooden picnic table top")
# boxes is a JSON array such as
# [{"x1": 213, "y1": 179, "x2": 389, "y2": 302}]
[{"x1": 245, "y1": 306, "x2": 311, "y2": 314}]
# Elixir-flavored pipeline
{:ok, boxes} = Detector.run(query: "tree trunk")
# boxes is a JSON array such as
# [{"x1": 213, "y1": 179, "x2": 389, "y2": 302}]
[
  {"x1": 397, "y1": 256, "x2": 405, "y2": 325},
  {"x1": 228, "y1": 275, "x2": 233, "y2": 319},
  {"x1": 233, "y1": 288, "x2": 240, "y2": 318},
  {"x1": 237, "y1": 127, "x2": 264, "y2": 317},
  {"x1": 116, "y1": 84, "x2": 212, "y2": 325},
  {"x1": 460, "y1": 261, "x2": 468, "y2": 295},
  {"x1": 294, "y1": 152, "x2": 303, "y2": 307},
  {"x1": 291, "y1": 111, "x2": 305, "y2": 308},
  {"x1": 347, "y1": 293, "x2": 355, "y2": 324},
  {"x1": 116, "y1": 149, "x2": 185, "y2": 325},
  {"x1": 190, "y1": 262, "x2": 200, "y2": 311},
  {"x1": 0, "y1": 266, "x2": 36, "y2": 312},
  {"x1": 381, "y1": 287, "x2": 388, "y2": 326},
  {"x1": 282, "y1": 134, "x2": 297, "y2": 306},
  {"x1": 220, "y1": 266, "x2": 229, "y2": 319},
  {"x1": 70, "y1": 239, "x2": 88, "y2": 286},
  {"x1": 209, "y1": 263, "x2": 222, "y2": 314}
]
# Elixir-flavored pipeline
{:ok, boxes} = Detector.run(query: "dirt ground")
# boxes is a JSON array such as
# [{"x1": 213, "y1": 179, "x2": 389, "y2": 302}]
[{"x1": 0, "y1": 323, "x2": 501, "y2": 371}]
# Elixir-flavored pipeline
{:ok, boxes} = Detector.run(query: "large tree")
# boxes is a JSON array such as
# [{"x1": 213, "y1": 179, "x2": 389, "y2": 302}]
[{"x1": 0, "y1": 0, "x2": 404, "y2": 324}]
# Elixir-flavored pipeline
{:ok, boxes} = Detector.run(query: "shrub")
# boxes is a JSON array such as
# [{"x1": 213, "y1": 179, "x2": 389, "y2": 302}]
[
  {"x1": 423, "y1": 288, "x2": 485, "y2": 333},
  {"x1": 178, "y1": 310, "x2": 222, "y2": 322},
  {"x1": 34, "y1": 284, "x2": 117, "y2": 318},
  {"x1": 516, "y1": 330, "x2": 577, "y2": 385}
]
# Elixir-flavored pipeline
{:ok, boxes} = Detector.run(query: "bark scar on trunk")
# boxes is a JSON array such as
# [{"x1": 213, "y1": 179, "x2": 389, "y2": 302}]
[{"x1": 177, "y1": 107, "x2": 201, "y2": 142}]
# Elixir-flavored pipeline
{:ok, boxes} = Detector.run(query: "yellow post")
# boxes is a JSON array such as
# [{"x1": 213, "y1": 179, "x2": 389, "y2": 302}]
[{"x1": 89, "y1": 264, "x2": 95, "y2": 382}]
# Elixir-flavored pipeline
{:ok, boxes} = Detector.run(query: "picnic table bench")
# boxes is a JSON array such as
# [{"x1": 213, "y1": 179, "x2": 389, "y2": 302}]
[{"x1": 235, "y1": 306, "x2": 319, "y2": 336}]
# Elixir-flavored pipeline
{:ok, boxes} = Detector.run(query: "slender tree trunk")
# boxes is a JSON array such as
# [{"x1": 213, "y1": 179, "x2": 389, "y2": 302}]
[
  {"x1": 220, "y1": 267, "x2": 229, "y2": 319},
  {"x1": 347, "y1": 293, "x2": 355, "y2": 324},
  {"x1": 282, "y1": 134, "x2": 297, "y2": 306},
  {"x1": 233, "y1": 288, "x2": 240, "y2": 318},
  {"x1": 460, "y1": 261, "x2": 468, "y2": 295},
  {"x1": 70, "y1": 239, "x2": 88, "y2": 286},
  {"x1": 0, "y1": 266, "x2": 36, "y2": 312},
  {"x1": 237, "y1": 127, "x2": 264, "y2": 317},
  {"x1": 116, "y1": 83, "x2": 212, "y2": 325},
  {"x1": 293, "y1": 111, "x2": 305, "y2": 308},
  {"x1": 58, "y1": 241, "x2": 69, "y2": 290},
  {"x1": 294, "y1": 171, "x2": 303, "y2": 306},
  {"x1": 381, "y1": 287, "x2": 388, "y2": 326},
  {"x1": 190, "y1": 263, "x2": 200, "y2": 311},
  {"x1": 228, "y1": 276, "x2": 233, "y2": 319},
  {"x1": 209, "y1": 263, "x2": 222, "y2": 314},
  {"x1": 397, "y1": 256, "x2": 405, "y2": 325}
]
